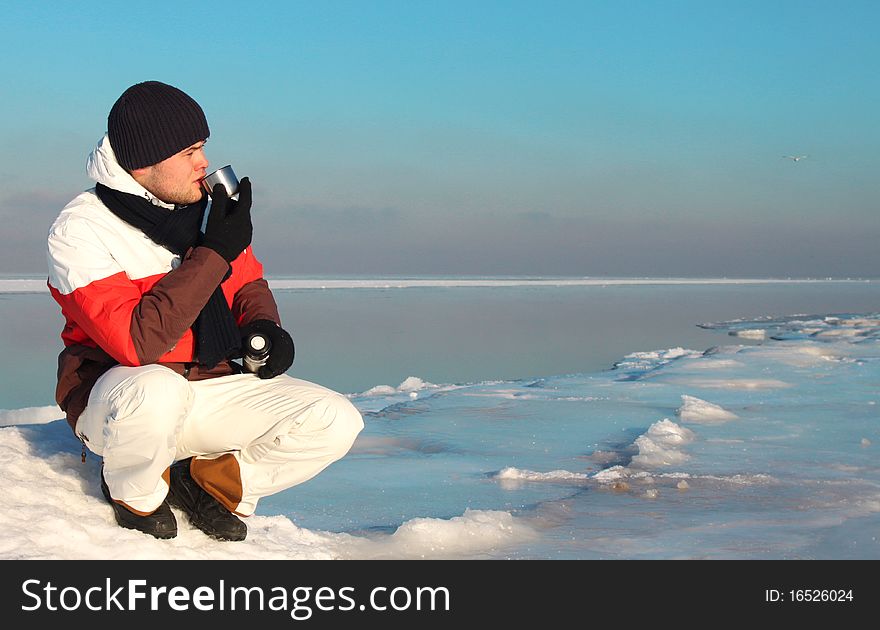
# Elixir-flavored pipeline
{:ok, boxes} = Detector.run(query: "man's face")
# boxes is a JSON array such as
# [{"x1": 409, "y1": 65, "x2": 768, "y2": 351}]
[{"x1": 130, "y1": 141, "x2": 209, "y2": 205}]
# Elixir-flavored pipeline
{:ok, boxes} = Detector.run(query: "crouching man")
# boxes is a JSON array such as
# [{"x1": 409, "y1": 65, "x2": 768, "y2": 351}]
[{"x1": 47, "y1": 81, "x2": 363, "y2": 541}]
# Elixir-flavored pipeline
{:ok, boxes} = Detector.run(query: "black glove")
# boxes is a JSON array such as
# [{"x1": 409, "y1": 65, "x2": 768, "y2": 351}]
[
  {"x1": 201, "y1": 177, "x2": 253, "y2": 263},
  {"x1": 240, "y1": 319, "x2": 295, "y2": 379}
]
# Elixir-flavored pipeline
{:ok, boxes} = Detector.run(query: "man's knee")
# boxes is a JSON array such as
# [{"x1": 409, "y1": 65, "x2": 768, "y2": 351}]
[
  {"x1": 110, "y1": 366, "x2": 193, "y2": 433},
  {"x1": 320, "y1": 394, "x2": 364, "y2": 457}
]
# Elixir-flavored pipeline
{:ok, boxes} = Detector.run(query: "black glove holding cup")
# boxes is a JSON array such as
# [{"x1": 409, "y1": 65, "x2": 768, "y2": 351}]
[
  {"x1": 239, "y1": 319, "x2": 295, "y2": 379},
  {"x1": 201, "y1": 177, "x2": 253, "y2": 263}
]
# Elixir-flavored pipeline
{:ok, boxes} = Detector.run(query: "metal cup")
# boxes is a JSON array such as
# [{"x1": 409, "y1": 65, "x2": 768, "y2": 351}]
[{"x1": 201, "y1": 164, "x2": 239, "y2": 201}]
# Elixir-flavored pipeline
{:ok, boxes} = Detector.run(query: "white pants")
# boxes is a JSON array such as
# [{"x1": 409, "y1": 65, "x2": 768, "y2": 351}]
[{"x1": 75, "y1": 365, "x2": 364, "y2": 516}]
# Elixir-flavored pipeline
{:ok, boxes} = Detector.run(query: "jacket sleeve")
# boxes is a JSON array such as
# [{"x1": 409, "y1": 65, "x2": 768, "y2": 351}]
[
  {"x1": 230, "y1": 248, "x2": 281, "y2": 326},
  {"x1": 48, "y1": 219, "x2": 230, "y2": 366},
  {"x1": 232, "y1": 279, "x2": 281, "y2": 326}
]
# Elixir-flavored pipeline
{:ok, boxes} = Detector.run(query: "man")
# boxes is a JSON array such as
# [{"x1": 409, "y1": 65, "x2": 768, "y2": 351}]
[{"x1": 47, "y1": 81, "x2": 363, "y2": 541}]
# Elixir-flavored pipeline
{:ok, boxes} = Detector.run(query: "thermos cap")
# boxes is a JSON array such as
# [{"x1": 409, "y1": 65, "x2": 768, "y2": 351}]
[{"x1": 249, "y1": 335, "x2": 267, "y2": 351}]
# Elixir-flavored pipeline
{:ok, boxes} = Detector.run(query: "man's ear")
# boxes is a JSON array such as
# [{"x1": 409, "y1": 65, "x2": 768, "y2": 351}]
[{"x1": 129, "y1": 165, "x2": 152, "y2": 187}]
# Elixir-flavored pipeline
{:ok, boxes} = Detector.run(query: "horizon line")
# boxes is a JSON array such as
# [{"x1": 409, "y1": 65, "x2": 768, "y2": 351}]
[{"x1": 3, "y1": 275, "x2": 876, "y2": 294}]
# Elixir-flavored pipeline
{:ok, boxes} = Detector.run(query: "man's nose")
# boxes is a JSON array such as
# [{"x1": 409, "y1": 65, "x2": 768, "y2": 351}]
[{"x1": 194, "y1": 149, "x2": 209, "y2": 170}]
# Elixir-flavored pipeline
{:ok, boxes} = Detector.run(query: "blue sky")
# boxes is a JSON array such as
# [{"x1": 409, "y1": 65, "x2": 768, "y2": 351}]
[{"x1": 1, "y1": 0, "x2": 878, "y2": 276}]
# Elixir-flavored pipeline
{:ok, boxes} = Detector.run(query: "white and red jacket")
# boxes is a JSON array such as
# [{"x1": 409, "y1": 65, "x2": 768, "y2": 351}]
[{"x1": 47, "y1": 135, "x2": 280, "y2": 431}]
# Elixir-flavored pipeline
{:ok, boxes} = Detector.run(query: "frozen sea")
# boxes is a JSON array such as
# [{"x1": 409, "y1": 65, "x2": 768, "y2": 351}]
[{"x1": 1, "y1": 276, "x2": 879, "y2": 559}]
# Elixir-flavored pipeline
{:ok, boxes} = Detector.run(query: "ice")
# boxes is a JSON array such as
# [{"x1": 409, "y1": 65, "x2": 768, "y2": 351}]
[
  {"x1": 360, "y1": 376, "x2": 436, "y2": 396},
  {"x1": 3, "y1": 306, "x2": 880, "y2": 558},
  {"x1": 2, "y1": 276, "x2": 875, "y2": 294},
  {"x1": 630, "y1": 419, "x2": 695, "y2": 468},
  {"x1": 731, "y1": 329, "x2": 766, "y2": 339},
  {"x1": 611, "y1": 347, "x2": 702, "y2": 379},
  {"x1": 0, "y1": 279, "x2": 47, "y2": 294},
  {"x1": 0, "y1": 405, "x2": 63, "y2": 427},
  {"x1": 333, "y1": 509, "x2": 540, "y2": 559},
  {"x1": 676, "y1": 395, "x2": 738, "y2": 423},
  {"x1": 660, "y1": 377, "x2": 792, "y2": 390},
  {"x1": 494, "y1": 467, "x2": 591, "y2": 483}
]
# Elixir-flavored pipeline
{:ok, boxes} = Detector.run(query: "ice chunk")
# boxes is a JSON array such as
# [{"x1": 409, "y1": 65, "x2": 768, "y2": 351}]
[
  {"x1": 676, "y1": 395, "x2": 738, "y2": 423},
  {"x1": 630, "y1": 419, "x2": 695, "y2": 468}
]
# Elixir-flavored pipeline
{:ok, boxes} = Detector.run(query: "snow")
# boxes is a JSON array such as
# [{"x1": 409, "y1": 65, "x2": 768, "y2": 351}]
[{"x1": 0, "y1": 409, "x2": 540, "y2": 559}]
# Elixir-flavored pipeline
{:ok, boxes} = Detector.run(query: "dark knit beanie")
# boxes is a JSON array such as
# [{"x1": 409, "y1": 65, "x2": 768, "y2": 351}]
[{"x1": 108, "y1": 81, "x2": 210, "y2": 171}]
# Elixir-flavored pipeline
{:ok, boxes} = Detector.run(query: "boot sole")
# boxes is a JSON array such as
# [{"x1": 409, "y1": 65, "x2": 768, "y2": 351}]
[{"x1": 115, "y1": 519, "x2": 177, "y2": 539}]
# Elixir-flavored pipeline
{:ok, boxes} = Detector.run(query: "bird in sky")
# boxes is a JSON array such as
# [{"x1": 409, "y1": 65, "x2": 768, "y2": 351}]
[{"x1": 782, "y1": 155, "x2": 808, "y2": 162}]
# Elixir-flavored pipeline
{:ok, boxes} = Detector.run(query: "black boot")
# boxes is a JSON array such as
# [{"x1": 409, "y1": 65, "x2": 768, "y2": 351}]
[
  {"x1": 100, "y1": 470, "x2": 177, "y2": 539},
  {"x1": 167, "y1": 458, "x2": 247, "y2": 541}
]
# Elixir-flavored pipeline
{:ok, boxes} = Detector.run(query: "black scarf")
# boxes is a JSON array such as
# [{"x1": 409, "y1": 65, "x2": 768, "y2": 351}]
[{"x1": 95, "y1": 183, "x2": 241, "y2": 369}]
